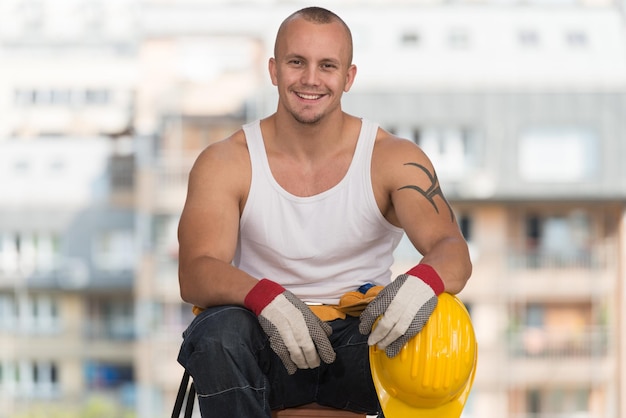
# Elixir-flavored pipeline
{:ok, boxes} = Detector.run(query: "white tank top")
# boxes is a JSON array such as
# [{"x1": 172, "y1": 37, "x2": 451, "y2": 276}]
[{"x1": 234, "y1": 119, "x2": 404, "y2": 304}]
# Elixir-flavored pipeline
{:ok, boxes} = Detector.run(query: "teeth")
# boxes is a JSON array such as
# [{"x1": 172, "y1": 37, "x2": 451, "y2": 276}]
[{"x1": 297, "y1": 93, "x2": 321, "y2": 100}]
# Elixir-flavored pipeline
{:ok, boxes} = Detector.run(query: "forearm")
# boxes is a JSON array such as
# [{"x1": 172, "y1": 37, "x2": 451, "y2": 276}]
[
  {"x1": 178, "y1": 256, "x2": 259, "y2": 308},
  {"x1": 418, "y1": 236, "x2": 472, "y2": 294}
]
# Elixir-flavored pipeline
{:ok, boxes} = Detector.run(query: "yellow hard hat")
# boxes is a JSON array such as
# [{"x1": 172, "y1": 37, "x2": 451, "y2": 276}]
[{"x1": 369, "y1": 293, "x2": 477, "y2": 418}]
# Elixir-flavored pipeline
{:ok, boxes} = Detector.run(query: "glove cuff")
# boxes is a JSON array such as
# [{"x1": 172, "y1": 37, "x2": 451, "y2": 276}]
[
  {"x1": 406, "y1": 264, "x2": 445, "y2": 296},
  {"x1": 244, "y1": 278, "x2": 285, "y2": 315}
]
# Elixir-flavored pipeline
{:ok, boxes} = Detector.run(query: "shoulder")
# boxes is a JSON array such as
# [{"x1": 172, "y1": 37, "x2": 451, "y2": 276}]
[
  {"x1": 372, "y1": 127, "x2": 434, "y2": 182},
  {"x1": 370, "y1": 126, "x2": 439, "y2": 222},
  {"x1": 188, "y1": 128, "x2": 251, "y2": 194},
  {"x1": 192, "y1": 129, "x2": 248, "y2": 173}
]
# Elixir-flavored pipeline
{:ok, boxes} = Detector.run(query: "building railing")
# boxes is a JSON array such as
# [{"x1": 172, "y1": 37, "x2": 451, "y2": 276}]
[
  {"x1": 507, "y1": 246, "x2": 613, "y2": 271},
  {"x1": 83, "y1": 318, "x2": 136, "y2": 341},
  {"x1": 507, "y1": 327, "x2": 609, "y2": 359},
  {"x1": 0, "y1": 260, "x2": 134, "y2": 291}
]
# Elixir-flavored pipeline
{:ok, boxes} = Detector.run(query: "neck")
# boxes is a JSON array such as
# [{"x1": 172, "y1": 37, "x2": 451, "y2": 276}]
[{"x1": 264, "y1": 111, "x2": 352, "y2": 160}]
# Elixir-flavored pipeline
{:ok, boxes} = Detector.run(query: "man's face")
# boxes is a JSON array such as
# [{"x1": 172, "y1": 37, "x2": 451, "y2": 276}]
[{"x1": 269, "y1": 17, "x2": 357, "y2": 125}]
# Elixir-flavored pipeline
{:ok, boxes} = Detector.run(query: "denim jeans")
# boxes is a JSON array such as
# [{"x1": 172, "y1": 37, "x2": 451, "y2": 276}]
[{"x1": 177, "y1": 305, "x2": 383, "y2": 418}]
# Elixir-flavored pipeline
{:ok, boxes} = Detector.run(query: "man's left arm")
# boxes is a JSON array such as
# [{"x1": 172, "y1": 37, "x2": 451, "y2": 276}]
[
  {"x1": 360, "y1": 136, "x2": 472, "y2": 356},
  {"x1": 392, "y1": 156, "x2": 472, "y2": 294}
]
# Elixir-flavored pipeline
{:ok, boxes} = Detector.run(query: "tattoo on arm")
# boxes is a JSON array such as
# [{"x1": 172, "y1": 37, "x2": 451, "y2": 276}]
[{"x1": 397, "y1": 162, "x2": 455, "y2": 222}]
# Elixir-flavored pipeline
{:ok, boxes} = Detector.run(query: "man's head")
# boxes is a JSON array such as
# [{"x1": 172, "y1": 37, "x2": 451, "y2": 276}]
[
  {"x1": 270, "y1": 7, "x2": 357, "y2": 125},
  {"x1": 274, "y1": 7, "x2": 353, "y2": 65}
]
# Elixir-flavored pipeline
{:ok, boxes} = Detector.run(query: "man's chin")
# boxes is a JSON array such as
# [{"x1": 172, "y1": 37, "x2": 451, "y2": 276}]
[{"x1": 292, "y1": 112, "x2": 323, "y2": 125}]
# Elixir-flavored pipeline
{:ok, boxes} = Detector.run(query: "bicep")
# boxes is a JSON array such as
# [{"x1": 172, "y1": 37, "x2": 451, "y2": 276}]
[
  {"x1": 388, "y1": 146, "x2": 463, "y2": 254},
  {"x1": 178, "y1": 150, "x2": 244, "y2": 266}
]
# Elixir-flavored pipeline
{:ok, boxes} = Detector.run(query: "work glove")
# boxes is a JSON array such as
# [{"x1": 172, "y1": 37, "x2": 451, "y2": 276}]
[
  {"x1": 244, "y1": 278, "x2": 336, "y2": 374},
  {"x1": 359, "y1": 264, "x2": 444, "y2": 358}
]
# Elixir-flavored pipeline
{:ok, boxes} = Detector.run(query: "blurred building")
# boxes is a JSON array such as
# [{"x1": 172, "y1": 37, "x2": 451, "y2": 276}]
[
  {"x1": 1, "y1": 1, "x2": 625, "y2": 418},
  {"x1": 0, "y1": 0, "x2": 137, "y2": 416}
]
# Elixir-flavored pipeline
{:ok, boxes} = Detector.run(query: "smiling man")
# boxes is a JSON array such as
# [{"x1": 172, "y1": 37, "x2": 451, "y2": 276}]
[{"x1": 176, "y1": 7, "x2": 471, "y2": 418}]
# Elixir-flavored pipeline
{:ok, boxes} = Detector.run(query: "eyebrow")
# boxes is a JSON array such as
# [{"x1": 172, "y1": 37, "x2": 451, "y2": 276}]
[{"x1": 283, "y1": 53, "x2": 341, "y2": 66}]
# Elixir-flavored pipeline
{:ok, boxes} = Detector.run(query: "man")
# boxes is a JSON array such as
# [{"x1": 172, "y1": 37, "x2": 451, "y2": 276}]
[{"x1": 177, "y1": 6, "x2": 471, "y2": 417}]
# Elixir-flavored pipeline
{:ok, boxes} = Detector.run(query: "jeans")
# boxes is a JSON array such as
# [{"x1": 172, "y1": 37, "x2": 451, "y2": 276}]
[{"x1": 177, "y1": 305, "x2": 383, "y2": 418}]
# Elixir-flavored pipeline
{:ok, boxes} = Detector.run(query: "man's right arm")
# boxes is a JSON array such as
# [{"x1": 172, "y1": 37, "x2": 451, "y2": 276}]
[
  {"x1": 177, "y1": 131, "x2": 337, "y2": 373},
  {"x1": 177, "y1": 132, "x2": 258, "y2": 308}
]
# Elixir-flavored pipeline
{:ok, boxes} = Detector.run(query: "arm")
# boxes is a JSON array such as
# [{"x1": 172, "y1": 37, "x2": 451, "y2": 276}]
[
  {"x1": 177, "y1": 131, "x2": 257, "y2": 308},
  {"x1": 386, "y1": 142, "x2": 472, "y2": 294},
  {"x1": 360, "y1": 131, "x2": 472, "y2": 357},
  {"x1": 177, "y1": 130, "x2": 336, "y2": 372}
]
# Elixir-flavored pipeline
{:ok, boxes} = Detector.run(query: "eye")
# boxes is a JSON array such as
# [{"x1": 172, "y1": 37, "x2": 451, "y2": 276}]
[{"x1": 321, "y1": 63, "x2": 338, "y2": 70}]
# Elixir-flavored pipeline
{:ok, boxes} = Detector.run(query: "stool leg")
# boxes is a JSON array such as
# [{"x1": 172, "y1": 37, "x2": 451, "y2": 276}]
[
  {"x1": 184, "y1": 382, "x2": 196, "y2": 418},
  {"x1": 172, "y1": 370, "x2": 196, "y2": 418}
]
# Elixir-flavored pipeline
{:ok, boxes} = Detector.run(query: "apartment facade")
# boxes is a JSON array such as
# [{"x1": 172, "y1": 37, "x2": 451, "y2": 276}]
[
  {"x1": 0, "y1": 1, "x2": 624, "y2": 418},
  {"x1": 0, "y1": 0, "x2": 138, "y2": 416}
]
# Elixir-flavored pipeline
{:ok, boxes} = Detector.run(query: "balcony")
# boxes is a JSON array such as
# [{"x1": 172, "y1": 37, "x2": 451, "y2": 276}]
[
  {"x1": 504, "y1": 247, "x2": 615, "y2": 300},
  {"x1": 508, "y1": 327, "x2": 608, "y2": 359},
  {"x1": 0, "y1": 257, "x2": 134, "y2": 291},
  {"x1": 505, "y1": 327, "x2": 612, "y2": 384},
  {"x1": 507, "y1": 247, "x2": 612, "y2": 271}
]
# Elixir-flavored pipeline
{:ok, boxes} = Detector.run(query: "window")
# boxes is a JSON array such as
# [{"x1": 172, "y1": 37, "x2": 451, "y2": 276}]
[
  {"x1": 32, "y1": 362, "x2": 59, "y2": 397},
  {"x1": 448, "y1": 28, "x2": 470, "y2": 49},
  {"x1": 566, "y1": 30, "x2": 588, "y2": 48},
  {"x1": 0, "y1": 293, "x2": 17, "y2": 330},
  {"x1": 85, "y1": 361, "x2": 134, "y2": 389},
  {"x1": 2, "y1": 360, "x2": 60, "y2": 398},
  {"x1": 13, "y1": 88, "x2": 111, "y2": 107},
  {"x1": 417, "y1": 126, "x2": 481, "y2": 180},
  {"x1": 154, "y1": 215, "x2": 179, "y2": 261},
  {"x1": 518, "y1": 29, "x2": 540, "y2": 47},
  {"x1": 0, "y1": 232, "x2": 59, "y2": 275},
  {"x1": 518, "y1": 128, "x2": 598, "y2": 182},
  {"x1": 14, "y1": 90, "x2": 36, "y2": 106},
  {"x1": 50, "y1": 90, "x2": 72, "y2": 105},
  {"x1": 526, "y1": 387, "x2": 590, "y2": 415},
  {"x1": 400, "y1": 31, "x2": 420, "y2": 47},
  {"x1": 22, "y1": 294, "x2": 61, "y2": 334},
  {"x1": 523, "y1": 211, "x2": 592, "y2": 268},
  {"x1": 93, "y1": 229, "x2": 135, "y2": 271},
  {"x1": 0, "y1": 233, "x2": 19, "y2": 274},
  {"x1": 13, "y1": 159, "x2": 30, "y2": 174},
  {"x1": 85, "y1": 297, "x2": 135, "y2": 340},
  {"x1": 84, "y1": 89, "x2": 110, "y2": 105}
]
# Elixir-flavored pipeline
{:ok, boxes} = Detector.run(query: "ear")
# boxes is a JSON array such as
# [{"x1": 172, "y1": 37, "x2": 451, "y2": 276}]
[
  {"x1": 344, "y1": 64, "x2": 357, "y2": 92},
  {"x1": 268, "y1": 57, "x2": 278, "y2": 86}
]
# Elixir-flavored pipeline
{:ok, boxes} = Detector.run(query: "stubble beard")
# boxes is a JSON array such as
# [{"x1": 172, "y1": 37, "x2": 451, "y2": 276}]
[
  {"x1": 292, "y1": 111, "x2": 323, "y2": 125},
  {"x1": 289, "y1": 100, "x2": 338, "y2": 125}
]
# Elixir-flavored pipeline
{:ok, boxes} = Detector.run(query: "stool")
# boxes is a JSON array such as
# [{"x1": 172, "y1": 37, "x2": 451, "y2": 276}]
[{"x1": 272, "y1": 403, "x2": 367, "y2": 418}]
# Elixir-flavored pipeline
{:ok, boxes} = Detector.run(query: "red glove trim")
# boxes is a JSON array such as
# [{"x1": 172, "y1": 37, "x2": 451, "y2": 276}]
[
  {"x1": 244, "y1": 278, "x2": 285, "y2": 315},
  {"x1": 406, "y1": 264, "x2": 445, "y2": 296}
]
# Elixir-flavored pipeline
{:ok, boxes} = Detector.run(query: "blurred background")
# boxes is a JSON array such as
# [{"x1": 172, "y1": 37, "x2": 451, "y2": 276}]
[{"x1": 0, "y1": 0, "x2": 625, "y2": 417}]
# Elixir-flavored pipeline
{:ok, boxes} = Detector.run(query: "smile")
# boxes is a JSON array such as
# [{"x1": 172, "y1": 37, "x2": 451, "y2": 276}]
[{"x1": 295, "y1": 92, "x2": 323, "y2": 100}]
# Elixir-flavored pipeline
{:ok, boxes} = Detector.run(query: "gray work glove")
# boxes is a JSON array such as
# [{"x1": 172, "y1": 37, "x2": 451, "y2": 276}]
[{"x1": 359, "y1": 264, "x2": 444, "y2": 357}]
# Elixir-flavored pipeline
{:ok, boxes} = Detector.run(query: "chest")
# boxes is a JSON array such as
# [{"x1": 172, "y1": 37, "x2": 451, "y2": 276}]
[{"x1": 268, "y1": 153, "x2": 353, "y2": 197}]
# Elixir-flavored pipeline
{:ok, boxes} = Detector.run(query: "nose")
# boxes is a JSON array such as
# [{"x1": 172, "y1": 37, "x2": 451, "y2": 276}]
[{"x1": 300, "y1": 65, "x2": 320, "y2": 86}]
